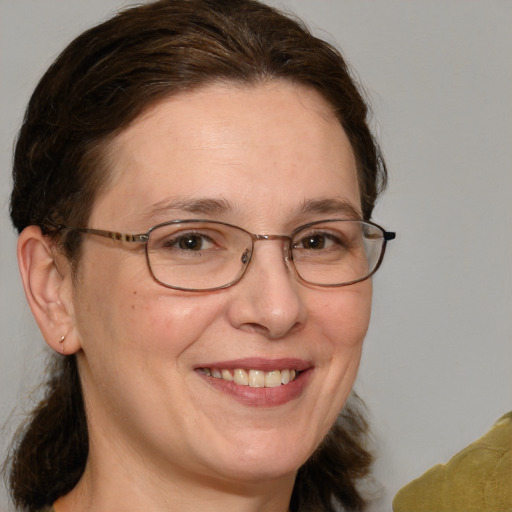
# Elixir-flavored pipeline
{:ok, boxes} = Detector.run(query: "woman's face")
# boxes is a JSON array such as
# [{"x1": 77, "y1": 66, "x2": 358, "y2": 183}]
[{"x1": 72, "y1": 81, "x2": 372, "y2": 488}]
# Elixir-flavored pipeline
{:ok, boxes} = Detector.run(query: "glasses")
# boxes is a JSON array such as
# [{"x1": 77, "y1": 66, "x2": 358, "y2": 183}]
[{"x1": 55, "y1": 219, "x2": 395, "y2": 292}]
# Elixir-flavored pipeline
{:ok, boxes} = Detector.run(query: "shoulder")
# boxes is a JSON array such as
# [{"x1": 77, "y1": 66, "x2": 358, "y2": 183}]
[{"x1": 393, "y1": 412, "x2": 512, "y2": 512}]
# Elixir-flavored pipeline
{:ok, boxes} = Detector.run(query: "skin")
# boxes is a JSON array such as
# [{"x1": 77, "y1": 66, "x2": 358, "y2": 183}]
[{"x1": 19, "y1": 80, "x2": 372, "y2": 512}]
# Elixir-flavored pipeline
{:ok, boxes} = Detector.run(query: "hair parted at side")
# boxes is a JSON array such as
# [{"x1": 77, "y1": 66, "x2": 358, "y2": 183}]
[{"x1": 7, "y1": 1, "x2": 385, "y2": 511}]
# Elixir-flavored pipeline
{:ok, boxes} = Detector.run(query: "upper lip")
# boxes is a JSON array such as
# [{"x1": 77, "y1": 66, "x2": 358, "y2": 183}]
[{"x1": 195, "y1": 357, "x2": 312, "y2": 372}]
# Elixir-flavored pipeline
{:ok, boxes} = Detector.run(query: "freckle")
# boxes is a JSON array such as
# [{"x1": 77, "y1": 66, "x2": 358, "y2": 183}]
[
  {"x1": 133, "y1": 290, "x2": 137, "y2": 295},
  {"x1": 131, "y1": 304, "x2": 135, "y2": 310}
]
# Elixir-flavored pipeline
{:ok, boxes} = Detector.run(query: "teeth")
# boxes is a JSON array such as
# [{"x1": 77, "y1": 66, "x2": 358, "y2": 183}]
[
  {"x1": 200, "y1": 367, "x2": 300, "y2": 387},
  {"x1": 221, "y1": 369, "x2": 233, "y2": 382},
  {"x1": 249, "y1": 369, "x2": 265, "y2": 387},
  {"x1": 233, "y1": 369, "x2": 249, "y2": 386},
  {"x1": 265, "y1": 370, "x2": 282, "y2": 388}
]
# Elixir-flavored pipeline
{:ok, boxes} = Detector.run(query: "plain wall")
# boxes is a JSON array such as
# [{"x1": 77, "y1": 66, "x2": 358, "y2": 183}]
[{"x1": 1, "y1": 1, "x2": 511, "y2": 510}]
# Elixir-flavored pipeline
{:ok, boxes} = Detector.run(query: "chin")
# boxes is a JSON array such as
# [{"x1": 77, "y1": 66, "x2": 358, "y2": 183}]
[
  {"x1": 204, "y1": 431, "x2": 318, "y2": 484},
  {"x1": 214, "y1": 457, "x2": 302, "y2": 486}
]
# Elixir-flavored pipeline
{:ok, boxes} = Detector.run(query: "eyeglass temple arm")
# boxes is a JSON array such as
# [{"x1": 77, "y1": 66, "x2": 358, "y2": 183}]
[
  {"x1": 42, "y1": 220, "x2": 149, "y2": 244},
  {"x1": 74, "y1": 227, "x2": 149, "y2": 243}
]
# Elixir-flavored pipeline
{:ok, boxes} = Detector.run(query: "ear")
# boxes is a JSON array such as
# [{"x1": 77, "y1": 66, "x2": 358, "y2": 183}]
[{"x1": 17, "y1": 225, "x2": 82, "y2": 355}]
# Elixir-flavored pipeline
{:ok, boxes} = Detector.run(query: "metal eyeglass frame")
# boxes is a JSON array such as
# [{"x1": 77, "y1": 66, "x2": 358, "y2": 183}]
[{"x1": 46, "y1": 218, "x2": 396, "y2": 292}]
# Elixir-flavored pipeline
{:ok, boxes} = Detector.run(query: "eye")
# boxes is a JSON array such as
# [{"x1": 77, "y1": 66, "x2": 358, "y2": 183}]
[
  {"x1": 294, "y1": 232, "x2": 340, "y2": 250},
  {"x1": 162, "y1": 232, "x2": 216, "y2": 251},
  {"x1": 177, "y1": 233, "x2": 212, "y2": 250}
]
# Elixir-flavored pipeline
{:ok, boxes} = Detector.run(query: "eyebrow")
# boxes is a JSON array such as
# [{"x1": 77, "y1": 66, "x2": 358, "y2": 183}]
[
  {"x1": 143, "y1": 197, "x2": 235, "y2": 220},
  {"x1": 297, "y1": 198, "x2": 362, "y2": 219},
  {"x1": 143, "y1": 196, "x2": 362, "y2": 222}
]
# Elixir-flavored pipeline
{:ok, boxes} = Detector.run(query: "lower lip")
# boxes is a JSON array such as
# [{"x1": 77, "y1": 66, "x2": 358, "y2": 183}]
[{"x1": 197, "y1": 369, "x2": 312, "y2": 407}]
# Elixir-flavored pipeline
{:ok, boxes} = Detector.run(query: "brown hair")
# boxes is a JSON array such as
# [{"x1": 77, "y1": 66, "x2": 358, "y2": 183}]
[{"x1": 7, "y1": 0, "x2": 385, "y2": 510}]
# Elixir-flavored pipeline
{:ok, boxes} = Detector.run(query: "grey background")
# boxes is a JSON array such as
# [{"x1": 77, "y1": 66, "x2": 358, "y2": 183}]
[{"x1": 1, "y1": 1, "x2": 511, "y2": 510}]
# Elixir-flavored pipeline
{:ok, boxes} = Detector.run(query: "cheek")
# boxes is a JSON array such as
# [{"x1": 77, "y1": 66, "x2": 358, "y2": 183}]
[
  {"x1": 312, "y1": 282, "x2": 372, "y2": 349},
  {"x1": 74, "y1": 280, "x2": 227, "y2": 419},
  {"x1": 111, "y1": 288, "x2": 226, "y2": 358},
  {"x1": 74, "y1": 245, "x2": 223, "y2": 357},
  {"x1": 312, "y1": 283, "x2": 371, "y2": 402}
]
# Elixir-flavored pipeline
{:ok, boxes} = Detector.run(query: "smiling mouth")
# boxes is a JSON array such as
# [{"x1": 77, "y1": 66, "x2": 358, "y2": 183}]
[{"x1": 198, "y1": 368, "x2": 299, "y2": 388}]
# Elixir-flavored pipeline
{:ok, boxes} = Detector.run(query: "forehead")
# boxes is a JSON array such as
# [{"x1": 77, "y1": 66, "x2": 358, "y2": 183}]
[{"x1": 92, "y1": 81, "x2": 360, "y2": 229}]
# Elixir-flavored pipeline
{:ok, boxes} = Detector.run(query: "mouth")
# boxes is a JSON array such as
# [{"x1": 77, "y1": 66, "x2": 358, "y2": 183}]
[
  {"x1": 197, "y1": 367, "x2": 300, "y2": 388},
  {"x1": 195, "y1": 358, "x2": 312, "y2": 407}
]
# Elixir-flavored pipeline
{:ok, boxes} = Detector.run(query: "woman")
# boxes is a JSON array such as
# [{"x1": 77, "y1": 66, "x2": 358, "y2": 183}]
[{"x1": 6, "y1": 0, "x2": 394, "y2": 511}]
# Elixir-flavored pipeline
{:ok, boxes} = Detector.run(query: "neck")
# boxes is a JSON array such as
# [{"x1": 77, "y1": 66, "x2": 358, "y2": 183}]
[
  {"x1": 55, "y1": 473, "x2": 294, "y2": 512},
  {"x1": 54, "y1": 435, "x2": 295, "y2": 512}
]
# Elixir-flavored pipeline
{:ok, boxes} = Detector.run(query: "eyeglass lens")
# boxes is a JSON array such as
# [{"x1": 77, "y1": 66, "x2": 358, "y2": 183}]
[{"x1": 145, "y1": 220, "x2": 386, "y2": 291}]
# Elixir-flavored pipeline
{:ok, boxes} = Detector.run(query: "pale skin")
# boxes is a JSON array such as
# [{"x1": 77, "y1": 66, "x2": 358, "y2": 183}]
[{"x1": 18, "y1": 80, "x2": 372, "y2": 512}]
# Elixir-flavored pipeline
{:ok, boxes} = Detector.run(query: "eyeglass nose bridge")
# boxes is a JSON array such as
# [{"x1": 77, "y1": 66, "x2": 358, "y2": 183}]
[
  {"x1": 252, "y1": 233, "x2": 292, "y2": 242},
  {"x1": 254, "y1": 233, "x2": 294, "y2": 259},
  {"x1": 242, "y1": 233, "x2": 295, "y2": 271}
]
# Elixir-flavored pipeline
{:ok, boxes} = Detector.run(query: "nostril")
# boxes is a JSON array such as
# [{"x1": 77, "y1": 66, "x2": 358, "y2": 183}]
[
  {"x1": 240, "y1": 322, "x2": 271, "y2": 336},
  {"x1": 239, "y1": 321, "x2": 303, "y2": 340}
]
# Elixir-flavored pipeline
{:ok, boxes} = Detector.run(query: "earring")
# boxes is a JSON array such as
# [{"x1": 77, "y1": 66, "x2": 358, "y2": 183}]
[{"x1": 58, "y1": 335, "x2": 66, "y2": 354}]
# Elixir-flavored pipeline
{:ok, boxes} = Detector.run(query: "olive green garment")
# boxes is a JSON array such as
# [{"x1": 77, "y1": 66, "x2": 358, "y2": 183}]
[{"x1": 393, "y1": 412, "x2": 512, "y2": 512}]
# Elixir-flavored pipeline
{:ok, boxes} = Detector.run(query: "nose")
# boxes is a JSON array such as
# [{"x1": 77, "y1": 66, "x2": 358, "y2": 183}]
[{"x1": 226, "y1": 239, "x2": 307, "y2": 339}]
